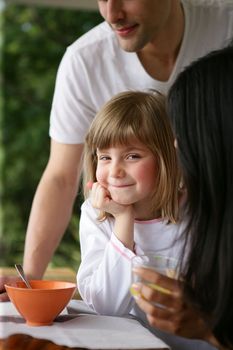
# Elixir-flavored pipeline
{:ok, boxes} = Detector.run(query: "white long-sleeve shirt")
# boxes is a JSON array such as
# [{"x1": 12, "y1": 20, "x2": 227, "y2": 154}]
[{"x1": 77, "y1": 199, "x2": 183, "y2": 316}]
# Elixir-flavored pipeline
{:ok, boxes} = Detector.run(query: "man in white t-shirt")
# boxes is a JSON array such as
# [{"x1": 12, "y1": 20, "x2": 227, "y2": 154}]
[{"x1": 1, "y1": 0, "x2": 233, "y2": 345}]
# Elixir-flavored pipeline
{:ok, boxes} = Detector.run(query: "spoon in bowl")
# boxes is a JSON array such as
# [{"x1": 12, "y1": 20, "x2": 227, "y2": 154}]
[{"x1": 15, "y1": 264, "x2": 32, "y2": 289}]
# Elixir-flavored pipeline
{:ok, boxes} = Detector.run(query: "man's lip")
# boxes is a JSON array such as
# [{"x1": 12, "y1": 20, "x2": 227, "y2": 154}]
[{"x1": 114, "y1": 24, "x2": 138, "y2": 36}]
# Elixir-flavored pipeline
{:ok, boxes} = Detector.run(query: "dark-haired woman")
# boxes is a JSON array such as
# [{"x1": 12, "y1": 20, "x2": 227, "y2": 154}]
[{"x1": 133, "y1": 44, "x2": 233, "y2": 350}]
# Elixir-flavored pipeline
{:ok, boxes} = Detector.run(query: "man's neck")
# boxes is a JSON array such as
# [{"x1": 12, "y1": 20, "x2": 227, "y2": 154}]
[{"x1": 137, "y1": 1, "x2": 185, "y2": 81}]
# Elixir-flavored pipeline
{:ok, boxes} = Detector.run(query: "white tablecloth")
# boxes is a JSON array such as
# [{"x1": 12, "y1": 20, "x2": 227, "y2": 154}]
[{"x1": 0, "y1": 300, "x2": 169, "y2": 349}]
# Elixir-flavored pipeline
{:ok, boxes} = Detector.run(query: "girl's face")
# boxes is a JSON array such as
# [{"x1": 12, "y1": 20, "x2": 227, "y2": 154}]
[{"x1": 96, "y1": 139, "x2": 158, "y2": 215}]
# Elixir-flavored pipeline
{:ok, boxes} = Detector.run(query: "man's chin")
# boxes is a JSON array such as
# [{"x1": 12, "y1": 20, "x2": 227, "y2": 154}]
[{"x1": 117, "y1": 40, "x2": 138, "y2": 53}]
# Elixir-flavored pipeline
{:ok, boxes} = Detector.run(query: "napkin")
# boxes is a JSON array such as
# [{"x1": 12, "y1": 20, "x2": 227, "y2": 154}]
[{"x1": 0, "y1": 301, "x2": 170, "y2": 349}]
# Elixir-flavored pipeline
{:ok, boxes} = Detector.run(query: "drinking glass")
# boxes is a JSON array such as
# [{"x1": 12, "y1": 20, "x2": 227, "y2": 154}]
[{"x1": 130, "y1": 252, "x2": 179, "y2": 299}]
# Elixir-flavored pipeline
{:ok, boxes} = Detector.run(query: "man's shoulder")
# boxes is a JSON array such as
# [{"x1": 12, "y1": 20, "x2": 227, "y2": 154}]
[
  {"x1": 182, "y1": 0, "x2": 233, "y2": 35},
  {"x1": 67, "y1": 21, "x2": 116, "y2": 55},
  {"x1": 183, "y1": 0, "x2": 233, "y2": 9}
]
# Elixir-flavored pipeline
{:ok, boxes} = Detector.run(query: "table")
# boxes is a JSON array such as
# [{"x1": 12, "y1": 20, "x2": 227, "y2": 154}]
[
  {"x1": 0, "y1": 300, "x2": 169, "y2": 350},
  {"x1": 0, "y1": 334, "x2": 87, "y2": 350}
]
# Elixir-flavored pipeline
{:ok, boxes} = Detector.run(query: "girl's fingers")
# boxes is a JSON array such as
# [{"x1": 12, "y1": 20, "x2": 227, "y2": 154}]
[
  {"x1": 91, "y1": 183, "x2": 111, "y2": 209},
  {"x1": 89, "y1": 182, "x2": 130, "y2": 215},
  {"x1": 86, "y1": 181, "x2": 93, "y2": 189}
]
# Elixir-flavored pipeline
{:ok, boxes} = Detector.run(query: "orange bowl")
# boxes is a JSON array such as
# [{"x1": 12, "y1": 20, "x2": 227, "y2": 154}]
[{"x1": 5, "y1": 280, "x2": 76, "y2": 326}]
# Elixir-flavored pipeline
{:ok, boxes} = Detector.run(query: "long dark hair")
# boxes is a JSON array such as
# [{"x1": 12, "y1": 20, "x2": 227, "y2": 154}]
[{"x1": 167, "y1": 44, "x2": 233, "y2": 347}]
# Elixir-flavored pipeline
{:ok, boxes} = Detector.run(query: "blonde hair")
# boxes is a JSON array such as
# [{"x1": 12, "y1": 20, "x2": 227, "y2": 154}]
[{"x1": 83, "y1": 91, "x2": 180, "y2": 223}]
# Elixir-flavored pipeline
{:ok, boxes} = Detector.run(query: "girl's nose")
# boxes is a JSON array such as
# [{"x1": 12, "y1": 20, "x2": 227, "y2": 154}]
[
  {"x1": 106, "y1": 0, "x2": 125, "y2": 24},
  {"x1": 109, "y1": 162, "x2": 125, "y2": 178}
]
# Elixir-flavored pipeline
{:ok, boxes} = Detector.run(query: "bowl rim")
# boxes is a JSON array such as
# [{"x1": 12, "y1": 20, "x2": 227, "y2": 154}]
[{"x1": 4, "y1": 279, "x2": 76, "y2": 291}]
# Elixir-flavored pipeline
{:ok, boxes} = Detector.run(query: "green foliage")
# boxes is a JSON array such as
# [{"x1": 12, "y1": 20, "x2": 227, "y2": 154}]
[
  {"x1": 0, "y1": 3, "x2": 4, "y2": 261},
  {"x1": 1, "y1": 4, "x2": 103, "y2": 270}
]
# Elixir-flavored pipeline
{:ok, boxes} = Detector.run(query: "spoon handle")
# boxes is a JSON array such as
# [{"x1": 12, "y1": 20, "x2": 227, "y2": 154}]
[{"x1": 15, "y1": 264, "x2": 32, "y2": 289}]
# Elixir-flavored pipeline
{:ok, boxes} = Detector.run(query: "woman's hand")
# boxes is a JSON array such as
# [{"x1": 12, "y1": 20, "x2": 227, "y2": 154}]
[{"x1": 132, "y1": 267, "x2": 211, "y2": 340}]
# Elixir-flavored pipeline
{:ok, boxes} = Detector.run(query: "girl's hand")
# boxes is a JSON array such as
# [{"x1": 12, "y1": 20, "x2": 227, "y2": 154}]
[
  {"x1": 90, "y1": 182, "x2": 131, "y2": 217},
  {"x1": 89, "y1": 182, "x2": 135, "y2": 251},
  {"x1": 132, "y1": 267, "x2": 211, "y2": 340}
]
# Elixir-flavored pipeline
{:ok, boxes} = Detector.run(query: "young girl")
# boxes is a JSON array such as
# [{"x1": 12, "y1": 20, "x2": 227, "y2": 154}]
[{"x1": 77, "y1": 90, "x2": 183, "y2": 317}]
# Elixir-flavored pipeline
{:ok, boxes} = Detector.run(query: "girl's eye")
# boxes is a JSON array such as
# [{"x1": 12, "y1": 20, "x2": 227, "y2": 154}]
[
  {"x1": 127, "y1": 153, "x2": 141, "y2": 160},
  {"x1": 98, "y1": 155, "x2": 111, "y2": 161}
]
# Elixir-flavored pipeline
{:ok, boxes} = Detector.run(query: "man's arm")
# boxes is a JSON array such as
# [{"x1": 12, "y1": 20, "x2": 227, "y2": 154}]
[{"x1": 23, "y1": 139, "x2": 84, "y2": 279}]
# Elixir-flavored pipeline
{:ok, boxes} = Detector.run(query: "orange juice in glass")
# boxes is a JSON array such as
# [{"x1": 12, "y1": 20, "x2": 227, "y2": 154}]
[{"x1": 130, "y1": 252, "x2": 179, "y2": 298}]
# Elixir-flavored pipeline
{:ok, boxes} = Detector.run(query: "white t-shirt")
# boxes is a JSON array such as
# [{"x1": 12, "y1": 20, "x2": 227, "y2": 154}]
[
  {"x1": 49, "y1": 0, "x2": 233, "y2": 144},
  {"x1": 77, "y1": 200, "x2": 216, "y2": 350}
]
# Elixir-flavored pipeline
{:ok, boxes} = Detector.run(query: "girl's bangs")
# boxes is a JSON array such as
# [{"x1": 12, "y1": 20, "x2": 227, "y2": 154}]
[{"x1": 91, "y1": 119, "x2": 141, "y2": 151}]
